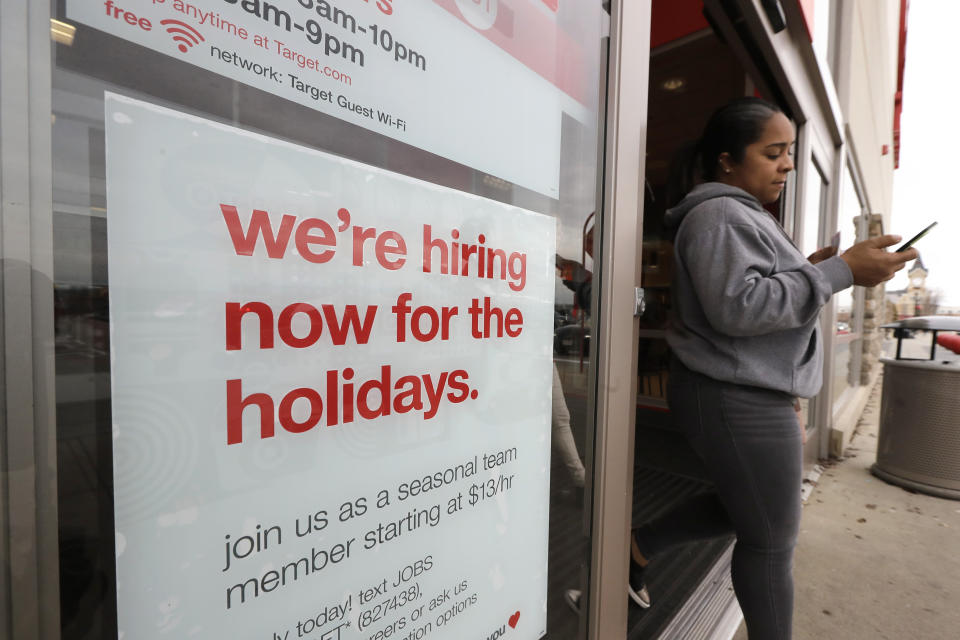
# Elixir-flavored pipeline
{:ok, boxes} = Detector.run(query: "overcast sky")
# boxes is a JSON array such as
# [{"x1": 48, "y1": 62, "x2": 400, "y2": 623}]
[{"x1": 888, "y1": 0, "x2": 959, "y2": 307}]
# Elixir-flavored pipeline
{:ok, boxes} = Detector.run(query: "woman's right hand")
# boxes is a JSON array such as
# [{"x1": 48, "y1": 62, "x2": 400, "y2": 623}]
[{"x1": 840, "y1": 235, "x2": 918, "y2": 287}]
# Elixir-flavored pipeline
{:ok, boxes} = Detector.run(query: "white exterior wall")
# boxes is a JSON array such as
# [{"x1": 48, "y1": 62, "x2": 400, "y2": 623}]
[{"x1": 835, "y1": 0, "x2": 901, "y2": 225}]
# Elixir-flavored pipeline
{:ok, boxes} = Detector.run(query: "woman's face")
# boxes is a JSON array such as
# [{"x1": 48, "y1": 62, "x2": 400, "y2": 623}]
[{"x1": 719, "y1": 112, "x2": 795, "y2": 204}]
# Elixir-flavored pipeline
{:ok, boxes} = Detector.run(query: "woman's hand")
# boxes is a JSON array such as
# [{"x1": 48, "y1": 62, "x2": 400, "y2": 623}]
[
  {"x1": 556, "y1": 255, "x2": 591, "y2": 283},
  {"x1": 841, "y1": 235, "x2": 918, "y2": 286},
  {"x1": 807, "y1": 245, "x2": 838, "y2": 265}
]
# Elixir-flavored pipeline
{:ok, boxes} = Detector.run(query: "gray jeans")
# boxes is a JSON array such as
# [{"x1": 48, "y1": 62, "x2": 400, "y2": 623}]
[{"x1": 636, "y1": 359, "x2": 803, "y2": 640}]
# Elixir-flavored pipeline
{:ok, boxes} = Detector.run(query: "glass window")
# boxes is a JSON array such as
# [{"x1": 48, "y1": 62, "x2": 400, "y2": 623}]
[
  {"x1": 799, "y1": 157, "x2": 827, "y2": 256},
  {"x1": 797, "y1": 157, "x2": 827, "y2": 430},
  {"x1": 831, "y1": 339, "x2": 854, "y2": 401},
  {"x1": 832, "y1": 163, "x2": 867, "y2": 403},
  {"x1": 837, "y1": 164, "x2": 865, "y2": 336},
  {"x1": 33, "y1": 2, "x2": 611, "y2": 638},
  {"x1": 835, "y1": 287, "x2": 855, "y2": 334}
]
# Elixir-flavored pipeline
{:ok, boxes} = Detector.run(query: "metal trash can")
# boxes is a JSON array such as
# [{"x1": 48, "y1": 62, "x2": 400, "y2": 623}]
[{"x1": 872, "y1": 316, "x2": 960, "y2": 500}]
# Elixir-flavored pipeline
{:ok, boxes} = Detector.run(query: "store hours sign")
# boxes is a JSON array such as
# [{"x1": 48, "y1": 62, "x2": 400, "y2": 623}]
[
  {"x1": 104, "y1": 93, "x2": 555, "y2": 639},
  {"x1": 69, "y1": 0, "x2": 596, "y2": 198}
]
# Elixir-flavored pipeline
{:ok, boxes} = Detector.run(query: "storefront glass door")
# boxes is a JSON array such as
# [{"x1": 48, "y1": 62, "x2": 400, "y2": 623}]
[{"x1": 0, "y1": 1, "x2": 647, "y2": 639}]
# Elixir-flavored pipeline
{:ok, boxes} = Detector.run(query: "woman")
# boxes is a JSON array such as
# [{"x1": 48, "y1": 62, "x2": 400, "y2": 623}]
[{"x1": 626, "y1": 97, "x2": 917, "y2": 639}]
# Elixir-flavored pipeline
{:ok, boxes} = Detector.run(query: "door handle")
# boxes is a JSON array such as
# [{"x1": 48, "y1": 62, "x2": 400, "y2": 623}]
[{"x1": 634, "y1": 287, "x2": 646, "y2": 317}]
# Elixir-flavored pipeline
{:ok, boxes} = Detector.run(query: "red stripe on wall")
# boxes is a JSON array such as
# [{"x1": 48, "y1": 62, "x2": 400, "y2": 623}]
[{"x1": 894, "y1": 0, "x2": 909, "y2": 168}]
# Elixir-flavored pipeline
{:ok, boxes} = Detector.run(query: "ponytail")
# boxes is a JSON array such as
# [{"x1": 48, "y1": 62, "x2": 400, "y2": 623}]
[{"x1": 665, "y1": 97, "x2": 783, "y2": 209}]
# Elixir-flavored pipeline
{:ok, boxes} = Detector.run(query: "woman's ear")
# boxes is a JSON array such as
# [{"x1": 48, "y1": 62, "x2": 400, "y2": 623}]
[{"x1": 717, "y1": 152, "x2": 733, "y2": 175}]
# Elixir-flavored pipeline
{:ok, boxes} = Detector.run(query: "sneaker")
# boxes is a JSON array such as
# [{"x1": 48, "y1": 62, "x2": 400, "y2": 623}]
[
  {"x1": 564, "y1": 589, "x2": 582, "y2": 615},
  {"x1": 628, "y1": 554, "x2": 652, "y2": 608}
]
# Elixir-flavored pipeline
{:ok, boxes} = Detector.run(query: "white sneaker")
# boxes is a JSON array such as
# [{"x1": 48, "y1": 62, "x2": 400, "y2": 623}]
[
  {"x1": 565, "y1": 583, "x2": 651, "y2": 614},
  {"x1": 628, "y1": 555, "x2": 652, "y2": 608}
]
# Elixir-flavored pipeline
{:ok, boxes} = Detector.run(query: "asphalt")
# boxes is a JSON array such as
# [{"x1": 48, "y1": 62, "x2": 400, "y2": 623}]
[{"x1": 733, "y1": 374, "x2": 960, "y2": 640}]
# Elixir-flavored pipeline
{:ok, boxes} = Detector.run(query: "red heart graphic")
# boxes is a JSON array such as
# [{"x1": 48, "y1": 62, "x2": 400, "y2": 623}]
[{"x1": 508, "y1": 611, "x2": 520, "y2": 628}]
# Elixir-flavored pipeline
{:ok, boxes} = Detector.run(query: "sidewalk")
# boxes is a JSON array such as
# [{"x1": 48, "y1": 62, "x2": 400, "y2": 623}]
[{"x1": 733, "y1": 376, "x2": 960, "y2": 640}]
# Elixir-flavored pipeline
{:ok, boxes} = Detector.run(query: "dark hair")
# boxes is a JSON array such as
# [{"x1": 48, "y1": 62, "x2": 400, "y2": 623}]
[
  {"x1": 697, "y1": 97, "x2": 783, "y2": 181},
  {"x1": 667, "y1": 97, "x2": 783, "y2": 206}
]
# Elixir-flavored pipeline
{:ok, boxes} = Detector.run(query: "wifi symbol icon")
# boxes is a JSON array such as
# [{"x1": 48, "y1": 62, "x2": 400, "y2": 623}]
[{"x1": 160, "y1": 19, "x2": 204, "y2": 53}]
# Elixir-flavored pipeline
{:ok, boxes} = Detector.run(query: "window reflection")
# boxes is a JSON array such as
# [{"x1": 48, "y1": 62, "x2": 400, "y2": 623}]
[{"x1": 50, "y1": 3, "x2": 607, "y2": 638}]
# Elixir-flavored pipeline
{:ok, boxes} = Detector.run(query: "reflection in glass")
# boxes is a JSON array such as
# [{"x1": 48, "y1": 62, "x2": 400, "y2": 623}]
[
  {"x1": 837, "y1": 165, "x2": 864, "y2": 336},
  {"x1": 800, "y1": 158, "x2": 825, "y2": 257},
  {"x1": 49, "y1": 2, "x2": 608, "y2": 638}
]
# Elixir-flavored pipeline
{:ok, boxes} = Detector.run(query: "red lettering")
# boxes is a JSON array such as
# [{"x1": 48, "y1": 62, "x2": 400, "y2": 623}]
[
  {"x1": 103, "y1": 1, "x2": 152, "y2": 31},
  {"x1": 225, "y1": 365, "x2": 474, "y2": 444},
  {"x1": 342, "y1": 368, "x2": 354, "y2": 424},
  {"x1": 482, "y1": 298, "x2": 504, "y2": 337},
  {"x1": 221, "y1": 204, "x2": 296, "y2": 259},
  {"x1": 392, "y1": 294, "x2": 456, "y2": 343},
  {"x1": 440, "y1": 307, "x2": 457, "y2": 340},
  {"x1": 422, "y1": 371, "x2": 448, "y2": 419},
  {"x1": 278, "y1": 304, "x2": 324, "y2": 348},
  {"x1": 225, "y1": 302, "x2": 274, "y2": 350},
  {"x1": 322, "y1": 304, "x2": 377, "y2": 346},
  {"x1": 326, "y1": 369, "x2": 339, "y2": 426},
  {"x1": 393, "y1": 293, "x2": 413, "y2": 342},
  {"x1": 467, "y1": 297, "x2": 523, "y2": 338},
  {"x1": 357, "y1": 365, "x2": 391, "y2": 419},
  {"x1": 375, "y1": 231, "x2": 406, "y2": 270},
  {"x1": 352, "y1": 226, "x2": 377, "y2": 266},
  {"x1": 225, "y1": 301, "x2": 376, "y2": 350},
  {"x1": 393, "y1": 375, "x2": 423, "y2": 413},
  {"x1": 226, "y1": 379, "x2": 275, "y2": 445},
  {"x1": 421, "y1": 225, "x2": 448, "y2": 274},
  {"x1": 467, "y1": 298, "x2": 483, "y2": 339},
  {"x1": 295, "y1": 218, "x2": 336, "y2": 264},
  {"x1": 505, "y1": 309, "x2": 523, "y2": 337},
  {"x1": 352, "y1": 226, "x2": 407, "y2": 269},
  {"x1": 446, "y1": 370, "x2": 470, "y2": 403},
  {"x1": 411, "y1": 306, "x2": 439, "y2": 342},
  {"x1": 278, "y1": 388, "x2": 323, "y2": 434}
]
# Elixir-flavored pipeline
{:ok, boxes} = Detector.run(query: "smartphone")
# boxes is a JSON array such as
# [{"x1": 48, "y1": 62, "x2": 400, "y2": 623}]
[
  {"x1": 830, "y1": 231, "x2": 841, "y2": 251},
  {"x1": 896, "y1": 221, "x2": 937, "y2": 252}
]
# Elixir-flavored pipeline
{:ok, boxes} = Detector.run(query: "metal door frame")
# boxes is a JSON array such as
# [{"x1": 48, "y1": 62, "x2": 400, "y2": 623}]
[
  {"x1": 587, "y1": 1, "x2": 650, "y2": 638},
  {"x1": 1, "y1": 1, "x2": 60, "y2": 639},
  {"x1": 0, "y1": 2, "x2": 654, "y2": 638}
]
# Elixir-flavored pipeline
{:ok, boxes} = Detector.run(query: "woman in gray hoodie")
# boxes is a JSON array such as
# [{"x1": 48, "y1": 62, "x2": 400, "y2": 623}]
[{"x1": 628, "y1": 98, "x2": 917, "y2": 639}]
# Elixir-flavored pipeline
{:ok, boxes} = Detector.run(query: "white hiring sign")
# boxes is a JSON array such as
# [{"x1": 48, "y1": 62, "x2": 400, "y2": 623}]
[
  {"x1": 69, "y1": 0, "x2": 596, "y2": 198},
  {"x1": 105, "y1": 93, "x2": 555, "y2": 640}
]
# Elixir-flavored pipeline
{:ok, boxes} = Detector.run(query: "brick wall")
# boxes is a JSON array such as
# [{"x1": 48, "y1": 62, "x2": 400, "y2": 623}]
[{"x1": 858, "y1": 214, "x2": 886, "y2": 384}]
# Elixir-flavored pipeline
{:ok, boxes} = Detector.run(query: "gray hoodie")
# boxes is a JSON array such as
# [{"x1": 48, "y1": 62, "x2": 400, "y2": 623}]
[{"x1": 664, "y1": 183, "x2": 853, "y2": 398}]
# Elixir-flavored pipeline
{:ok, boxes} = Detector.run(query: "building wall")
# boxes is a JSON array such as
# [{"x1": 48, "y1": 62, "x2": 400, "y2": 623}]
[
  {"x1": 835, "y1": 0, "x2": 901, "y2": 225},
  {"x1": 828, "y1": 0, "x2": 904, "y2": 454}
]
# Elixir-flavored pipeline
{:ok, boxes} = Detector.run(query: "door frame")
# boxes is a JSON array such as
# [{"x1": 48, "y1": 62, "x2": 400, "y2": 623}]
[{"x1": 587, "y1": 1, "x2": 651, "y2": 638}]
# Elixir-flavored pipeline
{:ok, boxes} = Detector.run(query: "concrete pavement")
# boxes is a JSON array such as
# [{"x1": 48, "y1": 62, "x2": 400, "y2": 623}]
[{"x1": 733, "y1": 375, "x2": 960, "y2": 640}]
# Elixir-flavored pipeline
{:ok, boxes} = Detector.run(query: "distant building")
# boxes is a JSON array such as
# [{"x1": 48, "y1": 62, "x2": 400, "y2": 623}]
[{"x1": 886, "y1": 256, "x2": 940, "y2": 319}]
